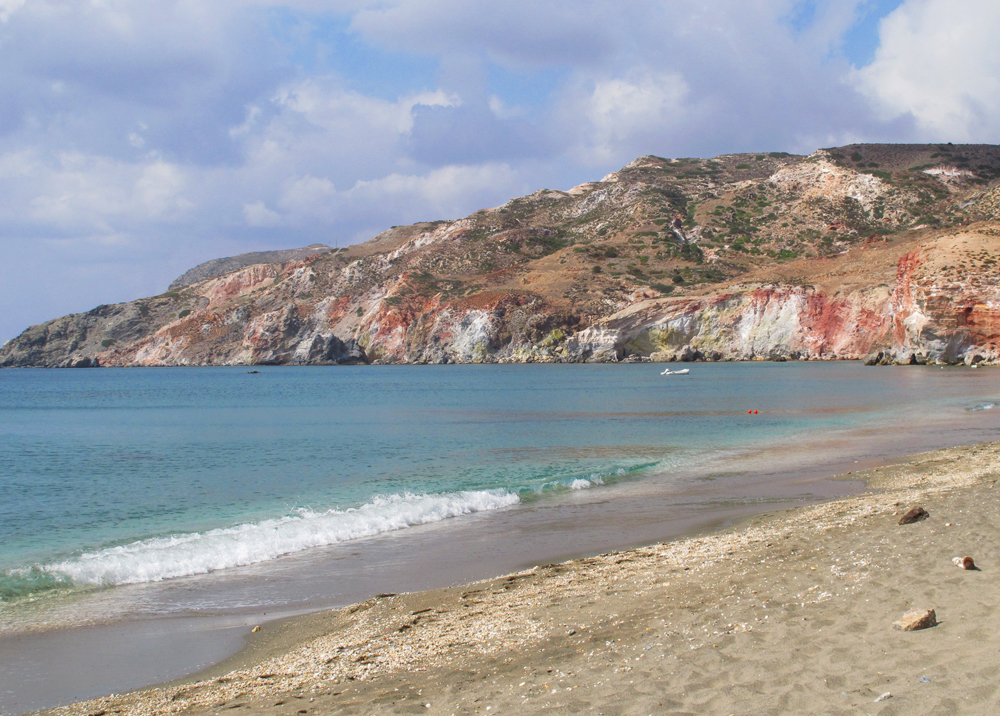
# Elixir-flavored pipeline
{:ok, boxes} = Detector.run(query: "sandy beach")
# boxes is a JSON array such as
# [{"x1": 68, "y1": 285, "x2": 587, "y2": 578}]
[{"x1": 37, "y1": 440, "x2": 1000, "y2": 716}]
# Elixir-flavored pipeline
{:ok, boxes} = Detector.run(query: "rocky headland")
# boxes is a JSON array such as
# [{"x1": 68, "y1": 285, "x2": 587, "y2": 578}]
[{"x1": 5, "y1": 143, "x2": 1000, "y2": 368}]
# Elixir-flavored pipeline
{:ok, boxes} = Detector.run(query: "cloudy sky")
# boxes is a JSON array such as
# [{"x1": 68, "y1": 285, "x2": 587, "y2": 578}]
[{"x1": 1, "y1": 0, "x2": 998, "y2": 341}]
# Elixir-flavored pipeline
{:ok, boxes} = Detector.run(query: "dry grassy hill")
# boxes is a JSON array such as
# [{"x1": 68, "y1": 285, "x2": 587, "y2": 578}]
[{"x1": 5, "y1": 144, "x2": 1000, "y2": 367}]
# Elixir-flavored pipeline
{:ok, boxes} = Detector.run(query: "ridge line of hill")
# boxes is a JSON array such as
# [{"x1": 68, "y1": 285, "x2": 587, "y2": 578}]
[{"x1": 5, "y1": 143, "x2": 1000, "y2": 368}]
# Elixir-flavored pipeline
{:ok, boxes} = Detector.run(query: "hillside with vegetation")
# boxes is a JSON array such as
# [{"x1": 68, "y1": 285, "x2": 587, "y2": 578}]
[{"x1": 5, "y1": 143, "x2": 1000, "y2": 367}]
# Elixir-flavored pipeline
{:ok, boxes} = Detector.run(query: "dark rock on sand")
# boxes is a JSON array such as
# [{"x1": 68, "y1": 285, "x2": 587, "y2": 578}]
[{"x1": 898, "y1": 506, "x2": 929, "y2": 524}]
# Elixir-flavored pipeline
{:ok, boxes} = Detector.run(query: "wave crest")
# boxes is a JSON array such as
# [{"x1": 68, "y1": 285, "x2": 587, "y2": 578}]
[{"x1": 32, "y1": 489, "x2": 519, "y2": 587}]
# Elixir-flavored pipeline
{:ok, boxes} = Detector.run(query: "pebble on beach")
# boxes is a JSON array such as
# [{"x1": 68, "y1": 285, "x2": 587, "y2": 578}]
[
  {"x1": 898, "y1": 506, "x2": 929, "y2": 525},
  {"x1": 893, "y1": 609, "x2": 937, "y2": 631}
]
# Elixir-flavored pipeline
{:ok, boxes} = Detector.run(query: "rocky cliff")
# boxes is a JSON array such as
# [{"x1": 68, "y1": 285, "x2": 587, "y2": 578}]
[
  {"x1": 168, "y1": 244, "x2": 334, "y2": 289},
  {"x1": 5, "y1": 143, "x2": 1000, "y2": 368}
]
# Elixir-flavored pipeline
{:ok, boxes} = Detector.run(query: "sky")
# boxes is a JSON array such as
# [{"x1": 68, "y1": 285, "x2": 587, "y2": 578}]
[{"x1": 1, "y1": 0, "x2": 999, "y2": 342}]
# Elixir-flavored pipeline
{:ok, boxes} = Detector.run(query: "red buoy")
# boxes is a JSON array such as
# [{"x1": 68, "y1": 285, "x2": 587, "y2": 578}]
[
  {"x1": 754, "y1": 410, "x2": 758, "y2": 414},
  {"x1": 748, "y1": 410, "x2": 752, "y2": 414}
]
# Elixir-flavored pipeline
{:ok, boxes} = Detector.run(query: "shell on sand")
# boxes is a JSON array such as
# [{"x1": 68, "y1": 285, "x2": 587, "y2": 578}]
[{"x1": 953, "y1": 556, "x2": 976, "y2": 569}]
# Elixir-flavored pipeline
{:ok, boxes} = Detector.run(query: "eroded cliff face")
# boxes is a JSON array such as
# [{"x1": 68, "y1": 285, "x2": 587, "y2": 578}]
[
  {"x1": 574, "y1": 228, "x2": 1000, "y2": 366},
  {"x1": 5, "y1": 143, "x2": 1000, "y2": 368}
]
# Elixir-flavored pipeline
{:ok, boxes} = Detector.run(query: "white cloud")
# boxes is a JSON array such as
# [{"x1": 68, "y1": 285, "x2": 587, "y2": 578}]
[
  {"x1": 243, "y1": 200, "x2": 280, "y2": 227},
  {"x1": 0, "y1": 0, "x2": 24, "y2": 23},
  {"x1": 136, "y1": 160, "x2": 193, "y2": 216},
  {"x1": 345, "y1": 162, "x2": 523, "y2": 219},
  {"x1": 349, "y1": 0, "x2": 624, "y2": 68},
  {"x1": 15, "y1": 153, "x2": 193, "y2": 233},
  {"x1": 581, "y1": 70, "x2": 690, "y2": 163},
  {"x1": 854, "y1": 0, "x2": 1000, "y2": 140},
  {"x1": 270, "y1": 163, "x2": 524, "y2": 230},
  {"x1": 274, "y1": 81, "x2": 457, "y2": 136},
  {"x1": 278, "y1": 174, "x2": 337, "y2": 222},
  {"x1": 488, "y1": 96, "x2": 524, "y2": 120}
]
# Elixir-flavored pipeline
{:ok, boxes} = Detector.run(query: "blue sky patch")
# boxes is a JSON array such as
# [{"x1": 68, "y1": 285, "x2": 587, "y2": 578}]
[
  {"x1": 269, "y1": 9, "x2": 438, "y2": 100},
  {"x1": 842, "y1": 0, "x2": 906, "y2": 66}
]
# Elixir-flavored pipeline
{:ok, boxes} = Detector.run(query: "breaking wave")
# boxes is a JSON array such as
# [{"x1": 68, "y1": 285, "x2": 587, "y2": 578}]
[
  {"x1": 3, "y1": 461, "x2": 654, "y2": 599},
  {"x1": 9, "y1": 490, "x2": 520, "y2": 591},
  {"x1": 517, "y1": 462, "x2": 653, "y2": 501},
  {"x1": 969, "y1": 402, "x2": 997, "y2": 412}
]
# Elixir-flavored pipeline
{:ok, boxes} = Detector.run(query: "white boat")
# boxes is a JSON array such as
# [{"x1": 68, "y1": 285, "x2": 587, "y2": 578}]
[{"x1": 660, "y1": 368, "x2": 690, "y2": 375}]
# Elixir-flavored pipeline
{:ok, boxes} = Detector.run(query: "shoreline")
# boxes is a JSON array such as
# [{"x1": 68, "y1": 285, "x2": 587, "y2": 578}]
[
  {"x1": 36, "y1": 438, "x2": 1000, "y2": 716},
  {"x1": 5, "y1": 358, "x2": 1000, "y2": 369}
]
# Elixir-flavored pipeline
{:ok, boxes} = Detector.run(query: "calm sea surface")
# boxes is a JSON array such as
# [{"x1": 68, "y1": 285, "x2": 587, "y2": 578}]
[{"x1": 2, "y1": 362, "x2": 999, "y2": 628}]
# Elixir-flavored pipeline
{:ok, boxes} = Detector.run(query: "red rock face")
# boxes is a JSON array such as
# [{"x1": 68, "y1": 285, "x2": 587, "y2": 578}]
[
  {"x1": 326, "y1": 297, "x2": 353, "y2": 325},
  {"x1": 966, "y1": 304, "x2": 1000, "y2": 351},
  {"x1": 890, "y1": 250, "x2": 924, "y2": 347},
  {"x1": 798, "y1": 290, "x2": 887, "y2": 357},
  {"x1": 23, "y1": 230, "x2": 1000, "y2": 368},
  {"x1": 203, "y1": 264, "x2": 279, "y2": 308}
]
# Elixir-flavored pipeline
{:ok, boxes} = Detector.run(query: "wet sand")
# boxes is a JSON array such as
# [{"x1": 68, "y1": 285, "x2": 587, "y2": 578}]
[{"x1": 37, "y1": 440, "x2": 1000, "y2": 716}]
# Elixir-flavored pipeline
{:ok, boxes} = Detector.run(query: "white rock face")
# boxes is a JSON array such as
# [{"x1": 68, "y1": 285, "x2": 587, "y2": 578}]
[
  {"x1": 770, "y1": 152, "x2": 891, "y2": 214},
  {"x1": 447, "y1": 311, "x2": 495, "y2": 362}
]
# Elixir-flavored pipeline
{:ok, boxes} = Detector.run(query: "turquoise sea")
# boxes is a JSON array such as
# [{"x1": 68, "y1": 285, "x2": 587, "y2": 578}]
[{"x1": 2, "y1": 362, "x2": 1000, "y2": 627}]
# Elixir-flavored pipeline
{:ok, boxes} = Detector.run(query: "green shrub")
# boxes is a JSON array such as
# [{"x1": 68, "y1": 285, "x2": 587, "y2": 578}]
[
  {"x1": 735, "y1": 163, "x2": 751, "y2": 170},
  {"x1": 591, "y1": 265, "x2": 602, "y2": 274},
  {"x1": 650, "y1": 283, "x2": 674, "y2": 294},
  {"x1": 699, "y1": 268, "x2": 726, "y2": 282},
  {"x1": 541, "y1": 329, "x2": 566, "y2": 347},
  {"x1": 101, "y1": 339, "x2": 116, "y2": 348},
  {"x1": 680, "y1": 243, "x2": 704, "y2": 264},
  {"x1": 178, "y1": 309, "x2": 191, "y2": 319},
  {"x1": 864, "y1": 169, "x2": 892, "y2": 182}
]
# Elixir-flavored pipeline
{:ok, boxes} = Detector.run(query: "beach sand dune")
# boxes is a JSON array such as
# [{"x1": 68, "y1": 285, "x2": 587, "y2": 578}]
[{"x1": 43, "y1": 443, "x2": 1000, "y2": 716}]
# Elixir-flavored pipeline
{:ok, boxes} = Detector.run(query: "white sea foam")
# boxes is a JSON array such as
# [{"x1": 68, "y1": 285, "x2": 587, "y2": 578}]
[
  {"x1": 568, "y1": 471, "x2": 613, "y2": 490},
  {"x1": 531, "y1": 467, "x2": 621, "y2": 493},
  {"x1": 970, "y1": 402, "x2": 997, "y2": 412},
  {"x1": 39, "y1": 490, "x2": 520, "y2": 587}
]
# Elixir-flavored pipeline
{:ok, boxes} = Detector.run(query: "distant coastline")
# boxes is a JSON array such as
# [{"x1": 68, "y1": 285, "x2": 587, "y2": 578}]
[{"x1": 5, "y1": 144, "x2": 1000, "y2": 370}]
